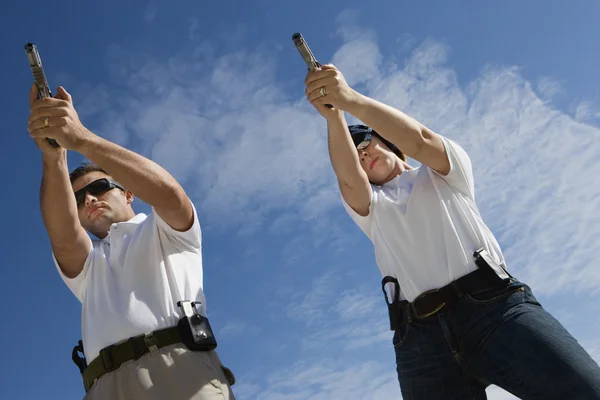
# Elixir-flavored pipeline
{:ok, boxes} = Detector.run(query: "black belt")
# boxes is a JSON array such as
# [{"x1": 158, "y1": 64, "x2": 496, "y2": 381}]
[
  {"x1": 82, "y1": 326, "x2": 182, "y2": 392},
  {"x1": 383, "y1": 260, "x2": 506, "y2": 330}
]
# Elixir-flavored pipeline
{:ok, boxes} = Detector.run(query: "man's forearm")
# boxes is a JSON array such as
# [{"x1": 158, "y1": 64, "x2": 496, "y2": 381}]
[
  {"x1": 327, "y1": 112, "x2": 368, "y2": 188},
  {"x1": 345, "y1": 93, "x2": 428, "y2": 158},
  {"x1": 77, "y1": 133, "x2": 187, "y2": 210},
  {"x1": 40, "y1": 152, "x2": 85, "y2": 248}
]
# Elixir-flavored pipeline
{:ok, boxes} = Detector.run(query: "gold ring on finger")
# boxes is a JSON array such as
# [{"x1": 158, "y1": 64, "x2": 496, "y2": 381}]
[
  {"x1": 44, "y1": 117, "x2": 49, "y2": 128},
  {"x1": 320, "y1": 87, "x2": 326, "y2": 97}
]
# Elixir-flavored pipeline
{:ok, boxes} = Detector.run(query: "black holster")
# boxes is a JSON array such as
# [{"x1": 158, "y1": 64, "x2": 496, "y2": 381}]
[
  {"x1": 71, "y1": 340, "x2": 87, "y2": 374},
  {"x1": 382, "y1": 276, "x2": 410, "y2": 331},
  {"x1": 387, "y1": 298, "x2": 411, "y2": 331},
  {"x1": 177, "y1": 301, "x2": 218, "y2": 351}
]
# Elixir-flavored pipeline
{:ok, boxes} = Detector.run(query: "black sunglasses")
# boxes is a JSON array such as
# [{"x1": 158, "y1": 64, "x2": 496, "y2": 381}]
[
  {"x1": 74, "y1": 178, "x2": 125, "y2": 207},
  {"x1": 352, "y1": 132, "x2": 372, "y2": 150}
]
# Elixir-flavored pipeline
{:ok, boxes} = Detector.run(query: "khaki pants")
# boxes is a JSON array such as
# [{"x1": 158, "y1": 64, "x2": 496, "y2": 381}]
[{"x1": 84, "y1": 344, "x2": 235, "y2": 400}]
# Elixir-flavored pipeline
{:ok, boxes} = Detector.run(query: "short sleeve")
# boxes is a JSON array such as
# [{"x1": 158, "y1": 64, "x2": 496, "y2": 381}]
[
  {"x1": 341, "y1": 189, "x2": 376, "y2": 240},
  {"x1": 53, "y1": 239, "x2": 94, "y2": 303},
  {"x1": 430, "y1": 137, "x2": 475, "y2": 198},
  {"x1": 152, "y1": 198, "x2": 202, "y2": 250}
]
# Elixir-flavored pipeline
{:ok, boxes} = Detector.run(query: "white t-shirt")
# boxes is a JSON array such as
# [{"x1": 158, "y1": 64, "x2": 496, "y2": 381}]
[
  {"x1": 53, "y1": 200, "x2": 206, "y2": 364},
  {"x1": 343, "y1": 137, "x2": 509, "y2": 302}
]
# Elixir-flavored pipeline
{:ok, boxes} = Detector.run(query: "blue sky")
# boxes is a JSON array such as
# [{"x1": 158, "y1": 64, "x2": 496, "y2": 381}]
[{"x1": 2, "y1": 1, "x2": 600, "y2": 399}]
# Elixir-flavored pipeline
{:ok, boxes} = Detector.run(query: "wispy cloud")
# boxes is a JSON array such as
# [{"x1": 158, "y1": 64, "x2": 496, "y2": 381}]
[
  {"x1": 574, "y1": 99, "x2": 600, "y2": 123},
  {"x1": 219, "y1": 320, "x2": 261, "y2": 337},
  {"x1": 536, "y1": 76, "x2": 562, "y2": 103}
]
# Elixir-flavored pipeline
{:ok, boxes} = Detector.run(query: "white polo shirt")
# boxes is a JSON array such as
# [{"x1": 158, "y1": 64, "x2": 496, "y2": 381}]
[
  {"x1": 343, "y1": 137, "x2": 509, "y2": 302},
  {"x1": 54, "y1": 200, "x2": 206, "y2": 364}
]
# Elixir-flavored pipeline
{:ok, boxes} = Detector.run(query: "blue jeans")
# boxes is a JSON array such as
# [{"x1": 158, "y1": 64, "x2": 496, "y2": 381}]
[{"x1": 393, "y1": 278, "x2": 600, "y2": 399}]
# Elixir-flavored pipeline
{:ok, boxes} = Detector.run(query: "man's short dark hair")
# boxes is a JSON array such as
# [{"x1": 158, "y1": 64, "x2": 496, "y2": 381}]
[{"x1": 69, "y1": 163, "x2": 109, "y2": 184}]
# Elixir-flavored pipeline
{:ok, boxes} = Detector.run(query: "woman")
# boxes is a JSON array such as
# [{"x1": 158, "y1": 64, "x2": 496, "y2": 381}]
[{"x1": 304, "y1": 64, "x2": 600, "y2": 399}]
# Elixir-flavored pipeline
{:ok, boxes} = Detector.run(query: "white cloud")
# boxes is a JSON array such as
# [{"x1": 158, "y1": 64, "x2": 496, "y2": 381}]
[
  {"x1": 219, "y1": 320, "x2": 260, "y2": 337},
  {"x1": 574, "y1": 99, "x2": 600, "y2": 122},
  {"x1": 334, "y1": 288, "x2": 381, "y2": 321},
  {"x1": 286, "y1": 271, "x2": 335, "y2": 326},
  {"x1": 536, "y1": 76, "x2": 562, "y2": 103}
]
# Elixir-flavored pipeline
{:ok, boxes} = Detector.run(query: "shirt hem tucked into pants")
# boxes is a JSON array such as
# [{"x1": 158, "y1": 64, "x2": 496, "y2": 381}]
[{"x1": 83, "y1": 344, "x2": 235, "y2": 400}]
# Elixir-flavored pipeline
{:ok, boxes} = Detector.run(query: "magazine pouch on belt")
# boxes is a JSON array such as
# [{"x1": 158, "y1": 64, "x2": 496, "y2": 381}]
[{"x1": 177, "y1": 300, "x2": 218, "y2": 351}]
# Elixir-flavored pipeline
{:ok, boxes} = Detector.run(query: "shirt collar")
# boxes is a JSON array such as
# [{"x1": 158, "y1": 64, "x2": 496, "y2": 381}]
[{"x1": 102, "y1": 213, "x2": 148, "y2": 242}]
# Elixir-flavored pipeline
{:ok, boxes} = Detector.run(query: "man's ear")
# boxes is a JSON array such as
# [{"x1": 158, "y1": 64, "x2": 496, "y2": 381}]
[{"x1": 125, "y1": 190, "x2": 135, "y2": 205}]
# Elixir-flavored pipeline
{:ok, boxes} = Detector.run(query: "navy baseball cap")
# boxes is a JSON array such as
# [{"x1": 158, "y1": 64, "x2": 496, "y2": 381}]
[{"x1": 348, "y1": 124, "x2": 405, "y2": 161}]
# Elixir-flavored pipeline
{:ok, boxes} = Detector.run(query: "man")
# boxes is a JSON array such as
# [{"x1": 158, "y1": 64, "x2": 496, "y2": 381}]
[
  {"x1": 304, "y1": 65, "x2": 600, "y2": 399},
  {"x1": 27, "y1": 84, "x2": 235, "y2": 400}
]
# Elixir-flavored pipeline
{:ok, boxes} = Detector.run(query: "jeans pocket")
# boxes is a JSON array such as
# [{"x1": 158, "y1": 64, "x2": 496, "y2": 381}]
[
  {"x1": 393, "y1": 323, "x2": 411, "y2": 348},
  {"x1": 465, "y1": 279, "x2": 524, "y2": 304}
]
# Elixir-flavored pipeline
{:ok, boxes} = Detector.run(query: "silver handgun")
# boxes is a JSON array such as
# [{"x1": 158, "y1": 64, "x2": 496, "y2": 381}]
[
  {"x1": 25, "y1": 42, "x2": 59, "y2": 148},
  {"x1": 292, "y1": 33, "x2": 332, "y2": 108},
  {"x1": 292, "y1": 32, "x2": 322, "y2": 72}
]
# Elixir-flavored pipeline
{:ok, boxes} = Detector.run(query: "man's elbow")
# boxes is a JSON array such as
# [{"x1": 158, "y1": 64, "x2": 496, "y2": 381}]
[
  {"x1": 156, "y1": 186, "x2": 194, "y2": 231},
  {"x1": 157, "y1": 182, "x2": 189, "y2": 210}
]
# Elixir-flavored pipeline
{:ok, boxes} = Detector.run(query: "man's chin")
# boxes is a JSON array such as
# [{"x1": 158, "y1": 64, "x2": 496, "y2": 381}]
[{"x1": 85, "y1": 219, "x2": 112, "y2": 236}]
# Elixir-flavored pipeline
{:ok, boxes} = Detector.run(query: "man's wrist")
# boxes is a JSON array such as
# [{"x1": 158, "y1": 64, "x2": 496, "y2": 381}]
[
  {"x1": 74, "y1": 128, "x2": 100, "y2": 156},
  {"x1": 42, "y1": 150, "x2": 67, "y2": 167}
]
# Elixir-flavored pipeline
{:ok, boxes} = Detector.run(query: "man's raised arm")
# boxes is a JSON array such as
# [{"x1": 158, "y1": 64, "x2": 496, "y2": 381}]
[
  {"x1": 77, "y1": 136, "x2": 193, "y2": 232},
  {"x1": 28, "y1": 86, "x2": 193, "y2": 232},
  {"x1": 28, "y1": 84, "x2": 91, "y2": 279},
  {"x1": 40, "y1": 154, "x2": 92, "y2": 278}
]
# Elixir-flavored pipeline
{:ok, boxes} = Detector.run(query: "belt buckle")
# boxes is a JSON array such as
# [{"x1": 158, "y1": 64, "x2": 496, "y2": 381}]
[
  {"x1": 412, "y1": 288, "x2": 446, "y2": 319},
  {"x1": 144, "y1": 332, "x2": 159, "y2": 355}
]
